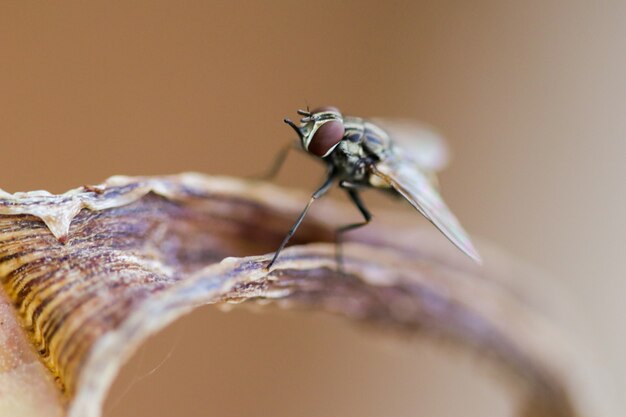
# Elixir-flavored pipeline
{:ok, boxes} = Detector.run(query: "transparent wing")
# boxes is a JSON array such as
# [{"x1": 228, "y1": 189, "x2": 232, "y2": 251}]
[
  {"x1": 370, "y1": 118, "x2": 449, "y2": 172},
  {"x1": 371, "y1": 158, "x2": 481, "y2": 263}
]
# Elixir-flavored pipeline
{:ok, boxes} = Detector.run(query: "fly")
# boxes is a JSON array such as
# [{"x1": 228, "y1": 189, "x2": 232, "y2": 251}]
[{"x1": 266, "y1": 106, "x2": 481, "y2": 269}]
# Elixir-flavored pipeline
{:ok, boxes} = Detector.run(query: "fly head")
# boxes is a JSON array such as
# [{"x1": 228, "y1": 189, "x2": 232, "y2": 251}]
[{"x1": 284, "y1": 106, "x2": 345, "y2": 158}]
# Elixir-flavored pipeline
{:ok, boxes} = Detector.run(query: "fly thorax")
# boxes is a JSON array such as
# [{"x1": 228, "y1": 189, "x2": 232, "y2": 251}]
[
  {"x1": 329, "y1": 140, "x2": 369, "y2": 181},
  {"x1": 362, "y1": 122, "x2": 392, "y2": 158}
]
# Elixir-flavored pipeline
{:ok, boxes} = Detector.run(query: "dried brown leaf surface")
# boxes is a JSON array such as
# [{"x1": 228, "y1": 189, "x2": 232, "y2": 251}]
[{"x1": 0, "y1": 174, "x2": 598, "y2": 417}]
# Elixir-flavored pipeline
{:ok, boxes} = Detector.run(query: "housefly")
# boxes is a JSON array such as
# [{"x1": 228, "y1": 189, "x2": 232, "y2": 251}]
[{"x1": 266, "y1": 106, "x2": 481, "y2": 269}]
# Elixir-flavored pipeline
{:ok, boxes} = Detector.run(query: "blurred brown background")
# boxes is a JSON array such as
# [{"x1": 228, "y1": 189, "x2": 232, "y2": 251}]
[{"x1": 1, "y1": 1, "x2": 624, "y2": 416}]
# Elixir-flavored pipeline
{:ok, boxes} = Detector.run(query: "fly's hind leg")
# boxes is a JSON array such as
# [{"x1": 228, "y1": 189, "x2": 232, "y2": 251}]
[{"x1": 336, "y1": 181, "x2": 373, "y2": 274}]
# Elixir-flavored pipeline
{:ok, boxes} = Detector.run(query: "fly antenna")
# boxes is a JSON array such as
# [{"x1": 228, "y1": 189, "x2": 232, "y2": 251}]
[{"x1": 284, "y1": 118, "x2": 303, "y2": 139}]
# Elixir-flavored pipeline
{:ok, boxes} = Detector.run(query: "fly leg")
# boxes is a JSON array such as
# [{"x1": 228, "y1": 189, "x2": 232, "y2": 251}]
[
  {"x1": 266, "y1": 166, "x2": 336, "y2": 270},
  {"x1": 335, "y1": 181, "x2": 373, "y2": 274},
  {"x1": 254, "y1": 142, "x2": 301, "y2": 181}
]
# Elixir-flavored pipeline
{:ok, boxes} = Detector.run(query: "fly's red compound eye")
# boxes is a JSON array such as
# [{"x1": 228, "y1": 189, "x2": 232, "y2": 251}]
[
  {"x1": 307, "y1": 106, "x2": 343, "y2": 157},
  {"x1": 309, "y1": 120, "x2": 345, "y2": 157}
]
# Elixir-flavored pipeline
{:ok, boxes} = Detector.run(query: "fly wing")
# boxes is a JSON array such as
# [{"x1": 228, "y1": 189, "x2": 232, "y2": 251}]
[
  {"x1": 370, "y1": 118, "x2": 449, "y2": 172},
  {"x1": 371, "y1": 159, "x2": 481, "y2": 263}
]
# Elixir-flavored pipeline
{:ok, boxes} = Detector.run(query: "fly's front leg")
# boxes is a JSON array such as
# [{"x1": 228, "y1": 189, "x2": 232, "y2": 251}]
[
  {"x1": 266, "y1": 166, "x2": 336, "y2": 270},
  {"x1": 336, "y1": 181, "x2": 373, "y2": 274},
  {"x1": 255, "y1": 142, "x2": 301, "y2": 181}
]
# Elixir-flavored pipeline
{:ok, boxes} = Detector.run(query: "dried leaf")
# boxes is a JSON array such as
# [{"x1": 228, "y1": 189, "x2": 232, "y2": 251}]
[{"x1": 0, "y1": 174, "x2": 600, "y2": 416}]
